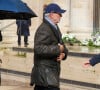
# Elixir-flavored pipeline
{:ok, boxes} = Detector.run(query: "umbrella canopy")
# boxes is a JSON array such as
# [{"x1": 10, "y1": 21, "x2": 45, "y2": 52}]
[{"x1": 0, "y1": 0, "x2": 37, "y2": 19}]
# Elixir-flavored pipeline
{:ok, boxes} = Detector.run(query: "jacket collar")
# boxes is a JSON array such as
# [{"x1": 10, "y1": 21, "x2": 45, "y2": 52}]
[
  {"x1": 43, "y1": 18, "x2": 62, "y2": 43},
  {"x1": 44, "y1": 16, "x2": 57, "y2": 29}
]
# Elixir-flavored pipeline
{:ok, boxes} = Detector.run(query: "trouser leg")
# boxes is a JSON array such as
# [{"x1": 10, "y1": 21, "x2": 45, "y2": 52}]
[
  {"x1": 34, "y1": 85, "x2": 45, "y2": 90},
  {"x1": 18, "y1": 35, "x2": 21, "y2": 45},
  {"x1": 24, "y1": 36, "x2": 28, "y2": 45},
  {"x1": 34, "y1": 85, "x2": 60, "y2": 90},
  {"x1": 48, "y1": 86, "x2": 60, "y2": 90}
]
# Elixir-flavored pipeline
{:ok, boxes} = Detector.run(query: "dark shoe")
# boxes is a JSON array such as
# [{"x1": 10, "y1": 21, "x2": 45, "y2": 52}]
[
  {"x1": 24, "y1": 43, "x2": 29, "y2": 47},
  {"x1": 25, "y1": 43, "x2": 29, "y2": 45},
  {"x1": 18, "y1": 43, "x2": 21, "y2": 47},
  {"x1": 24, "y1": 44, "x2": 27, "y2": 47}
]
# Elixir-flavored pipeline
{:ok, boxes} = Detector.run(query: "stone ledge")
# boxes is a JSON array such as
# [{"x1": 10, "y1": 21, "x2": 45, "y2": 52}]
[
  {"x1": 68, "y1": 51, "x2": 97, "y2": 58},
  {"x1": 12, "y1": 47, "x2": 97, "y2": 57},
  {"x1": 12, "y1": 47, "x2": 33, "y2": 53}
]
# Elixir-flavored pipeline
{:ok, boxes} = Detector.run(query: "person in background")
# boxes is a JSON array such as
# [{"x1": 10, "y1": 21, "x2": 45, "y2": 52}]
[
  {"x1": 30, "y1": 3, "x2": 68, "y2": 90},
  {"x1": 16, "y1": 19, "x2": 31, "y2": 47},
  {"x1": 0, "y1": 31, "x2": 2, "y2": 42},
  {"x1": 83, "y1": 54, "x2": 100, "y2": 67}
]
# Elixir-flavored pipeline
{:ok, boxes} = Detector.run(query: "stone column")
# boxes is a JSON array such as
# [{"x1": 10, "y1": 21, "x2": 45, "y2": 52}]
[
  {"x1": 93, "y1": 0, "x2": 100, "y2": 32},
  {"x1": 69, "y1": 0, "x2": 93, "y2": 40}
]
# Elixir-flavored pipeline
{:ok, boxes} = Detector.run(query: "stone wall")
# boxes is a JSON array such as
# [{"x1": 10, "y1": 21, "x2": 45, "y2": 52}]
[{"x1": 0, "y1": 0, "x2": 94, "y2": 43}]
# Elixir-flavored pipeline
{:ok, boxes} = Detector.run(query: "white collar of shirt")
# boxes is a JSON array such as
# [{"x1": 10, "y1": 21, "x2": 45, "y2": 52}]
[{"x1": 44, "y1": 16, "x2": 57, "y2": 29}]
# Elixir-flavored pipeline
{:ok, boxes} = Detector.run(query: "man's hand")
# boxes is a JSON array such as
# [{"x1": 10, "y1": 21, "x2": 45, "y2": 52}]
[
  {"x1": 83, "y1": 60, "x2": 91, "y2": 68},
  {"x1": 57, "y1": 53, "x2": 65, "y2": 62},
  {"x1": 58, "y1": 43, "x2": 64, "y2": 53}
]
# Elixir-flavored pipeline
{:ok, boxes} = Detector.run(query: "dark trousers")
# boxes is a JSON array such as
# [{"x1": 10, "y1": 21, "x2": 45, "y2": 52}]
[
  {"x1": 0, "y1": 31, "x2": 2, "y2": 42},
  {"x1": 18, "y1": 35, "x2": 28, "y2": 45},
  {"x1": 24, "y1": 36, "x2": 28, "y2": 44},
  {"x1": 34, "y1": 85, "x2": 60, "y2": 90}
]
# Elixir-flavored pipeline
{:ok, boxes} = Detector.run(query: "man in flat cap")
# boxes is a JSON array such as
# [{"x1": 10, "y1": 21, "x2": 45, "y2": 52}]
[{"x1": 30, "y1": 3, "x2": 68, "y2": 90}]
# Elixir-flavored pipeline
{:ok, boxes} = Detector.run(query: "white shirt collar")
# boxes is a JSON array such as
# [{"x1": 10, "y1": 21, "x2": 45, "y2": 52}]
[{"x1": 44, "y1": 16, "x2": 57, "y2": 29}]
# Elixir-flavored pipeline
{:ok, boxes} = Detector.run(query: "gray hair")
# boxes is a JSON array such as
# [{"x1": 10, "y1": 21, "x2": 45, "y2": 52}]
[{"x1": 44, "y1": 13, "x2": 50, "y2": 17}]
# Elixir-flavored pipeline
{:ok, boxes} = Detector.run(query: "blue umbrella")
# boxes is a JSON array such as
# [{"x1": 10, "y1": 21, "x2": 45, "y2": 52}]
[{"x1": 0, "y1": 0, "x2": 37, "y2": 19}]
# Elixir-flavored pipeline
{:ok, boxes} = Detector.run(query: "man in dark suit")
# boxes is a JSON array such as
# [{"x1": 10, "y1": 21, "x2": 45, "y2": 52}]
[
  {"x1": 30, "y1": 3, "x2": 68, "y2": 90},
  {"x1": 16, "y1": 19, "x2": 31, "y2": 47}
]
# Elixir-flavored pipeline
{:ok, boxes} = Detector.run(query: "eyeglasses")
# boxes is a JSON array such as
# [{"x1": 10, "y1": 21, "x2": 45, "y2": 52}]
[
  {"x1": 57, "y1": 13, "x2": 62, "y2": 17},
  {"x1": 53, "y1": 12, "x2": 62, "y2": 17},
  {"x1": 51, "y1": 11, "x2": 62, "y2": 17}
]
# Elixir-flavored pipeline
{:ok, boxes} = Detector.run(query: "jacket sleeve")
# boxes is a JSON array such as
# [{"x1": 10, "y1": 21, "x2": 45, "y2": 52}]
[
  {"x1": 34, "y1": 26, "x2": 61, "y2": 58},
  {"x1": 62, "y1": 45, "x2": 68, "y2": 60},
  {"x1": 89, "y1": 54, "x2": 100, "y2": 66}
]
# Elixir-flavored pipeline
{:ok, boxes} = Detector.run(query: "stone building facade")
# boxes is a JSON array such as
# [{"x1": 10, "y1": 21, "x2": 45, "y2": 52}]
[
  {"x1": 0, "y1": 0, "x2": 100, "y2": 86},
  {"x1": 0, "y1": 0, "x2": 99, "y2": 43}
]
